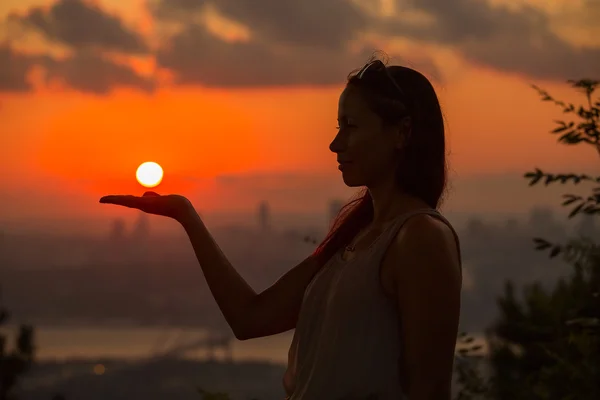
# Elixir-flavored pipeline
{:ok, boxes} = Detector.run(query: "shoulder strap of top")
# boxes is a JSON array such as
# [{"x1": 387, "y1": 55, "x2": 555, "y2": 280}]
[{"x1": 374, "y1": 208, "x2": 462, "y2": 270}]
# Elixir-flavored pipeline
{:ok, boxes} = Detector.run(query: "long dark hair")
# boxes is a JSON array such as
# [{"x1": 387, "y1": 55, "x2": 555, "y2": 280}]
[{"x1": 313, "y1": 53, "x2": 448, "y2": 266}]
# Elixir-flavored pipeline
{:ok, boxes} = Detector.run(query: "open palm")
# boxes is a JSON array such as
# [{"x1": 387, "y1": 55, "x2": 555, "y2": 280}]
[{"x1": 99, "y1": 192, "x2": 193, "y2": 221}]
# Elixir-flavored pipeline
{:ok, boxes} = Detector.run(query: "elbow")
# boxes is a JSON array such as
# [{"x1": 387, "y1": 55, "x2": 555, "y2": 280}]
[
  {"x1": 407, "y1": 378, "x2": 452, "y2": 400},
  {"x1": 232, "y1": 301, "x2": 259, "y2": 341},
  {"x1": 233, "y1": 330, "x2": 253, "y2": 341},
  {"x1": 231, "y1": 313, "x2": 259, "y2": 340}
]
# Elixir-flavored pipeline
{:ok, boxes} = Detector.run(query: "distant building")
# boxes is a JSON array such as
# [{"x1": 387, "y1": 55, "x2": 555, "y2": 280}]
[
  {"x1": 466, "y1": 217, "x2": 487, "y2": 238},
  {"x1": 132, "y1": 212, "x2": 150, "y2": 242},
  {"x1": 528, "y1": 206, "x2": 564, "y2": 237},
  {"x1": 328, "y1": 199, "x2": 345, "y2": 225},
  {"x1": 529, "y1": 206, "x2": 556, "y2": 229},
  {"x1": 505, "y1": 218, "x2": 518, "y2": 232},
  {"x1": 258, "y1": 201, "x2": 271, "y2": 232},
  {"x1": 108, "y1": 218, "x2": 127, "y2": 242}
]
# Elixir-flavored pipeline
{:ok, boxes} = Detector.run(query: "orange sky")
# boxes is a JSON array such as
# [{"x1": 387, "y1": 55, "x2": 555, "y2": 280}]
[{"x1": 0, "y1": 0, "x2": 599, "y2": 223}]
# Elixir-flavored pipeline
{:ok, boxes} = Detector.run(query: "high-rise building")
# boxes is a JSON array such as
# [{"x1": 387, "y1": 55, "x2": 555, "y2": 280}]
[
  {"x1": 529, "y1": 206, "x2": 555, "y2": 228},
  {"x1": 108, "y1": 218, "x2": 127, "y2": 242},
  {"x1": 258, "y1": 201, "x2": 271, "y2": 231},
  {"x1": 132, "y1": 212, "x2": 150, "y2": 242},
  {"x1": 328, "y1": 199, "x2": 345, "y2": 225}
]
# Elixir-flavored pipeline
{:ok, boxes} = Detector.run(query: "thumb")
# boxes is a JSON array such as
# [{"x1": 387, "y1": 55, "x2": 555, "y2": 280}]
[{"x1": 143, "y1": 191, "x2": 160, "y2": 197}]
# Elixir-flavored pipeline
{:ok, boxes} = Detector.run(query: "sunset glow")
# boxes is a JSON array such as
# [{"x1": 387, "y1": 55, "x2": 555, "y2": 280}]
[{"x1": 0, "y1": 0, "x2": 598, "y2": 219}]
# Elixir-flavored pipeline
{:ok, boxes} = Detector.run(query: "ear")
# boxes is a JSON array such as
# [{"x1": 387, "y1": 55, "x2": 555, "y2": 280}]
[{"x1": 394, "y1": 116, "x2": 412, "y2": 150}]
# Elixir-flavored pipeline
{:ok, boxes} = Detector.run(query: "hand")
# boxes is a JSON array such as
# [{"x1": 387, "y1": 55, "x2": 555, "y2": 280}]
[{"x1": 99, "y1": 191, "x2": 194, "y2": 223}]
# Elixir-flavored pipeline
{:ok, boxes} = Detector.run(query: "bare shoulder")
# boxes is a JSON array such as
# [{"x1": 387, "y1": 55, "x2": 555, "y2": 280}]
[
  {"x1": 395, "y1": 213, "x2": 457, "y2": 251},
  {"x1": 380, "y1": 214, "x2": 461, "y2": 296}
]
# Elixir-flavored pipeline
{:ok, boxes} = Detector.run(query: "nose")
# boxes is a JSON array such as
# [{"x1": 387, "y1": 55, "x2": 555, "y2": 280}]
[{"x1": 329, "y1": 131, "x2": 345, "y2": 154}]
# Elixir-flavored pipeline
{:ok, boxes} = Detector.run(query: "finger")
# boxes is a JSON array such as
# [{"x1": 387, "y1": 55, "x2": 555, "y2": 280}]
[
  {"x1": 99, "y1": 195, "x2": 141, "y2": 208},
  {"x1": 143, "y1": 191, "x2": 160, "y2": 197}
]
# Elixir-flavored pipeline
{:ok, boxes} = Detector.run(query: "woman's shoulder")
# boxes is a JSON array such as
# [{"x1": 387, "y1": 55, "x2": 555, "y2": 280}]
[
  {"x1": 380, "y1": 209, "x2": 461, "y2": 297},
  {"x1": 400, "y1": 210, "x2": 453, "y2": 238},
  {"x1": 387, "y1": 210, "x2": 459, "y2": 268}
]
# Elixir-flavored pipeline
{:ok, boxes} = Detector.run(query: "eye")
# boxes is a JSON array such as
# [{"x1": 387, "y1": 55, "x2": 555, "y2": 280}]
[{"x1": 336, "y1": 119, "x2": 356, "y2": 130}]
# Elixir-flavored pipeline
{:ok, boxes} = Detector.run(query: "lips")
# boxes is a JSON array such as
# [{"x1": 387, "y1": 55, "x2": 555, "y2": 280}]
[{"x1": 337, "y1": 160, "x2": 352, "y2": 171}]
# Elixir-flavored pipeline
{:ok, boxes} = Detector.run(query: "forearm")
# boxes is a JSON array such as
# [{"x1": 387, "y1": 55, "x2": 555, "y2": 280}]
[
  {"x1": 179, "y1": 208, "x2": 257, "y2": 339},
  {"x1": 405, "y1": 366, "x2": 452, "y2": 400},
  {"x1": 407, "y1": 384, "x2": 451, "y2": 400}
]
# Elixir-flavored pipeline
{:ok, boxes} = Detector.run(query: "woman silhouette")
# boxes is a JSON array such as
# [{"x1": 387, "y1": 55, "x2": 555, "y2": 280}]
[{"x1": 100, "y1": 54, "x2": 462, "y2": 400}]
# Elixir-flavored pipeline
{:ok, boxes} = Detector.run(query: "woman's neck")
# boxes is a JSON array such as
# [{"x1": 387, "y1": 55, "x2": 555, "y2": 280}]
[{"x1": 367, "y1": 179, "x2": 429, "y2": 226}]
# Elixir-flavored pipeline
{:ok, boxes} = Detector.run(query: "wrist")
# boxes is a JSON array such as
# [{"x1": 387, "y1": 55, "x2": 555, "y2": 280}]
[{"x1": 177, "y1": 203, "x2": 200, "y2": 229}]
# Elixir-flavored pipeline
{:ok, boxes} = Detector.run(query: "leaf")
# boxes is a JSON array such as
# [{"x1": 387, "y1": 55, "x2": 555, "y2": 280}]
[
  {"x1": 561, "y1": 195, "x2": 580, "y2": 206},
  {"x1": 524, "y1": 169, "x2": 543, "y2": 186},
  {"x1": 552, "y1": 122, "x2": 568, "y2": 133},
  {"x1": 544, "y1": 174, "x2": 556, "y2": 185},
  {"x1": 549, "y1": 246, "x2": 562, "y2": 258},
  {"x1": 533, "y1": 237, "x2": 553, "y2": 250},
  {"x1": 569, "y1": 203, "x2": 584, "y2": 218}
]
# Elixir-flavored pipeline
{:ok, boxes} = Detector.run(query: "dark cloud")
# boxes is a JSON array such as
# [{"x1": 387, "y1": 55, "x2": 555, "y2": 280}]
[
  {"x1": 0, "y1": 45, "x2": 154, "y2": 94},
  {"x1": 5, "y1": 0, "x2": 595, "y2": 94},
  {"x1": 155, "y1": 23, "x2": 374, "y2": 87},
  {"x1": 1, "y1": 0, "x2": 154, "y2": 94},
  {"x1": 150, "y1": 0, "x2": 381, "y2": 86},
  {"x1": 40, "y1": 50, "x2": 155, "y2": 94},
  {"x1": 152, "y1": 0, "x2": 598, "y2": 87},
  {"x1": 151, "y1": 0, "x2": 366, "y2": 50},
  {"x1": 0, "y1": 44, "x2": 35, "y2": 92},
  {"x1": 215, "y1": 0, "x2": 366, "y2": 49},
  {"x1": 11, "y1": 0, "x2": 148, "y2": 54},
  {"x1": 386, "y1": 0, "x2": 600, "y2": 80}
]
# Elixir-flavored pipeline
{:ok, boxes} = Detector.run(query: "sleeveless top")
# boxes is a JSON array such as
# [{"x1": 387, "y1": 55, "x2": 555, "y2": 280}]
[{"x1": 283, "y1": 208, "x2": 461, "y2": 400}]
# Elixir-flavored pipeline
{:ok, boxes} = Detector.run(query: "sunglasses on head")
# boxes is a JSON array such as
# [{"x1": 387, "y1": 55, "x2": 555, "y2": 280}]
[{"x1": 356, "y1": 60, "x2": 407, "y2": 102}]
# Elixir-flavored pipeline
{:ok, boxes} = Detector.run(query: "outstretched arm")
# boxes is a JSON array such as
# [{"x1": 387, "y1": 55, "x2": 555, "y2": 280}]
[{"x1": 100, "y1": 193, "x2": 322, "y2": 341}]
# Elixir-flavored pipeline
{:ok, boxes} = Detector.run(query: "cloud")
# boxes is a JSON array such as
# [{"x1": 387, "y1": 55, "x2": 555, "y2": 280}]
[
  {"x1": 383, "y1": 0, "x2": 600, "y2": 80},
  {"x1": 0, "y1": 44, "x2": 35, "y2": 92},
  {"x1": 3, "y1": 0, "x2": 598, "y2": 94},
  {"x1": 151, "y1": 0, "x2": 367, "y2": 50},
  {"x1": 213, "y1": 0, "x2": 367, "y2": 49},
  {"x1": 40, "y1": 50, "x2": 155, "y2": 94},
  {"x1": 11, "y1": 0, "x2": 149, "y2": 54},
  {"x1": 150, "y1": 0, "x2": 382, "y2": 87},
  {"x1": 152, "y1": 0, "x2": 598, "y2": 88},
  {"x1": 0, "y1": 44, "x2": 154, "y2": 94},
  {"x1": 155, "y1": 23, "x2": 375, "y2": 87},
  {"x1": 1, "y1": 0, "x2": 154, "y2": 94}
]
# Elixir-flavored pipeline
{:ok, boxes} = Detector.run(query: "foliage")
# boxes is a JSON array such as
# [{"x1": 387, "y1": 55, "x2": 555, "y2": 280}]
[
  {"x1": 0, "y1": 288, "x2": 35, "y2": 400},
  {"x1": 197, "y1": 387, "x2": 232, "y2": 400},
  {"x1": 485, "y1": 79, "x2": 600, "y2": 400},
  {"x1": 453, "y1": 332, "x2": 491, "y2": 400},
  {"x1": 197, "y1": 387, "x2": 259, "y2": 400}
]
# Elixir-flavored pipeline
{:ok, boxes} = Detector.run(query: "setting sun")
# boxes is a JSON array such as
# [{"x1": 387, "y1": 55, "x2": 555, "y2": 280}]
[{"x1": 136, "y1": 162, "x2": 163, "y2": 188}]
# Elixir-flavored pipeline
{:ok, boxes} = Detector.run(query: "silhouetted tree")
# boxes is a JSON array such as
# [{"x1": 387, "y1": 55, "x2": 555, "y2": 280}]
[
  {"x1": 0, "y1": 287, "x2": 35, "y2": 400},
  {"x1": 486, "y1": 79, "x2": 600, "y2": 400}
]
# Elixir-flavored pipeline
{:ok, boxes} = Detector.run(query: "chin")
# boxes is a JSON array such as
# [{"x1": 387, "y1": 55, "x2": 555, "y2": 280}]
[{"x1": 341, "y1": 172, "x2": 365, "y2": 187}]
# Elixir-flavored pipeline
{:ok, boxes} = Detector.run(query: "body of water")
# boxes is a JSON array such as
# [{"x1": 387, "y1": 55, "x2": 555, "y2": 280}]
[{"x1": 2, "y1": 325, "x2": 294, "y2": 364}]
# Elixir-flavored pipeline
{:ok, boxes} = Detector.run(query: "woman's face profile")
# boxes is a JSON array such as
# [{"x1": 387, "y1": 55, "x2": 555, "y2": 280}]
[{"x1": 330, "y1": 85, "x2": 401, "y2": 188}]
